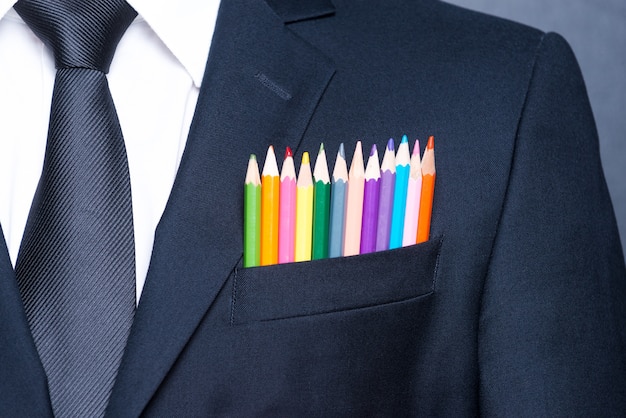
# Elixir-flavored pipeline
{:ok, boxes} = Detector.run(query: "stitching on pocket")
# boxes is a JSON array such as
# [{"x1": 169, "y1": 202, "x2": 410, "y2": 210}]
[
  {"x1": 232, "y1": 236, "x2": 444, "y2": 324},
  {"x1": 432, "y1": 234, "x2": 445, "y2": 292},
  {"x1": 230, "y1": 267, "x2": 240, "y2": 326},
  {"x1": 256, "y1": 291, "x2": 435, "y2": 324}
]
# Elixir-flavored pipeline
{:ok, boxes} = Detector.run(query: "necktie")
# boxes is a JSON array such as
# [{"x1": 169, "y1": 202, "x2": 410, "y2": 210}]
[{"x1": 14, "y1": 1, "x2": 137, "y2": 416}]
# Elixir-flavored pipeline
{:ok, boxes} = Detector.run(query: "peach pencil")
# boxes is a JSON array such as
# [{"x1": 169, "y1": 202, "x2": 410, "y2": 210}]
[{"x1": 343, "y1": 141, "x2": 365, "y2": 256}]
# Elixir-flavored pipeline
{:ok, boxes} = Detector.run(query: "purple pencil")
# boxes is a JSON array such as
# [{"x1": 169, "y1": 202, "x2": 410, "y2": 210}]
[
  {"x1": 375, "y1": 138, "x2": 396, "y2": 251},
  {"x1": 360, "y1": 144, "x2": 381, "y2": 254}
]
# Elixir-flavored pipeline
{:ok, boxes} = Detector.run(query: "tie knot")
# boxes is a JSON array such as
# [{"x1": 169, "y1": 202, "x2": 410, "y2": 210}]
[{"x1": 14, "y1": 0, "x2": 137, "y2": 72}]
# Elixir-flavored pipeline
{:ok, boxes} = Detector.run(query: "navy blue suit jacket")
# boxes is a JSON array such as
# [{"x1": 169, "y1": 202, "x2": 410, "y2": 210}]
[{"x1": 1, "y1": 0, "x2": 625, "y2": 416}]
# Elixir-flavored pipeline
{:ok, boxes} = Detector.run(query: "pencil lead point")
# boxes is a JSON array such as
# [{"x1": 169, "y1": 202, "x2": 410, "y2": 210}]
[
  {"x1": 412, "y1": 139, "x2": 420, "y2": 155},
  {"x1": 427, "y1": 135, "x2": 435, "y2": 150}
]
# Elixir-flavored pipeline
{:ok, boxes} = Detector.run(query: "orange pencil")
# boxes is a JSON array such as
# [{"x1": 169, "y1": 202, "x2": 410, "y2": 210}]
[
  {"x1": 416, "y1": 136, "x2": 436, "y2": 243},
  {"x1": 261, "y1": 145, "x2": 280, "y2": 265}
]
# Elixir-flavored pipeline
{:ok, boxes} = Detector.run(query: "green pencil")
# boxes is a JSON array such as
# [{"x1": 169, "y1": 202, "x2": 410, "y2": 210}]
[
  {"x1": 244, "y1": 154, "x2": 262, "y2": 267},
  {"x1": 312, "y1": 143, "x2": 331, "y2": 260}
]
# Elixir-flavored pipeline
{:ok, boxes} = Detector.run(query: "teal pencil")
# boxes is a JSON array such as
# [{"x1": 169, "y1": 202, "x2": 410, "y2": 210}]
[
  {"x1": 328, "y1": 143, "x2": 348, "y2": 258},
  {"x1": 312, "y1": 143, "x2": 331, "y2": 260},
  {"x1": 389, "y1": 135, "x2": 410, "y2": 249}
]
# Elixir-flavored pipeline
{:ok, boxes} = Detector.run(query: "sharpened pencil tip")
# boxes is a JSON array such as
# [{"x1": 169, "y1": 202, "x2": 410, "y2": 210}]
[
  {"x1": 401, "y1": 134, "x2": 408, "y2": 144},
  {"x1": 302, "y1": 152, "x2": 310, "y2": 165},
  {"x1": 370, "y1": 143, "x2": 377, "y2": 157},
  {"x1": 285, "y1": 147, "x2": 293, "y2": 158},
  {"x1": 427, "y1": 135, "x2": 435, "y2": 150},
  {"x1": 250, "y1": 154, "x2": 256, "y2": 160},
  {"x1": 339, "y1": 143, "x2": 345, "y2": 159},
  {"x1": 387, "y1": 138, "x2": 395, "y2": 151},
  {"x1": 262, "y1": 145, "x2": 279, "y2": 176},
  {"x1": 412, "y1": 139, "x2": 420, "y2": 155},
  {"x1": 319, "y1": 143, "x2": 325, "y2": 153}
]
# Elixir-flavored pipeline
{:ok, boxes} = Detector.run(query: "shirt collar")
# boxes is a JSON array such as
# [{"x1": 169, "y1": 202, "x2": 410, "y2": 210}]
[
  {"x1": 0, "y1": 1, "x2": 16, "y2": 21},
  {"x1": 127, "y1": 0, "x2": 219, "y2": 88},
  {"x1": 0, "y1": 0, "x2": 219, "y2": 88}
]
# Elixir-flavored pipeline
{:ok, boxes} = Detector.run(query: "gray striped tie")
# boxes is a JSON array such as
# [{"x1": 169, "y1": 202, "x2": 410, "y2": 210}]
[{"x1": 14, "y1": 0, "x2": 137, "y2": 416}]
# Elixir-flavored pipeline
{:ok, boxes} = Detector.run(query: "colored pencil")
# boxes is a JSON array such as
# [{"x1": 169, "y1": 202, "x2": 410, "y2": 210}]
[
  {"x1": 389, "y1": 135, "x2": 410, "y2": 249},
  {"x1": 295, "y1": 152, "x2": 314, "y2": 262},
  {"x1": 260, "y1": 145, "x2": 280, "y2": 265},
  {"x1": 360, "y1": 144, "x2": 381, "y2": 254},
  {"x1": 328, "y1": 143, "x2": 348, "y2": 258},
  {"x1": 375, "y1": 138, "x2": 396, "y2": 252},
  {"x1": 343, "y1": 141, "x2": 365, "y2": 256},
  {"x1": 278, "y1": 147, "x2": 296, "y2": 263},
  {"x1": 402, "y1": 140, "x2": 422, "y2": 247},
  {"x1": 312, "y1": 144, "x2": 331, "y2": 260},
  {"x1": 417, "y1": 136, "x2": 436, "y2": 243},
  {"x1": 243, "y1": 154, "x2": 261, "y2": 267}
]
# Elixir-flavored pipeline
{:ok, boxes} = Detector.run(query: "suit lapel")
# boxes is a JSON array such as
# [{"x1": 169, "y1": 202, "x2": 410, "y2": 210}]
[
  {"x1": 107, "y1": 0, "x2": 335, "y2": 415},
  {"x1": 0, "y1": 225, "x2": 53, "y2": 416}
]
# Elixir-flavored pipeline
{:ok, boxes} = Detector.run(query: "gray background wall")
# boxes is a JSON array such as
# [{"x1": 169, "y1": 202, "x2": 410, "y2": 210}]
[{"x1": 445, "y1": 0, "x2": 626, "y2": 255}]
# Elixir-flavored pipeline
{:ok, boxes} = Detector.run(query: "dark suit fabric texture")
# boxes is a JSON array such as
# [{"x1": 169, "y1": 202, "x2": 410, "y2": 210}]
[{"x1": 1, "y1": 0, "x2": 625, "y2": 416}]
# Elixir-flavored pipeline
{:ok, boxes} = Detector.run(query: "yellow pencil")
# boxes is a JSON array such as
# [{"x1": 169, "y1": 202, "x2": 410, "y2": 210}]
[{"x1": 295, "y1": 152, "x2": 314, "y2": 262}]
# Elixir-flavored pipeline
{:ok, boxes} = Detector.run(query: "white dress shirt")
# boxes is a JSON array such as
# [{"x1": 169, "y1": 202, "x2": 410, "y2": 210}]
[{"x1": 0, "y1": 0, "x2": 221, "y2": 303}]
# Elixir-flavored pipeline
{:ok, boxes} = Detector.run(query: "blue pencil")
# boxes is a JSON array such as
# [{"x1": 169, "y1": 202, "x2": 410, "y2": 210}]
[
  {"x1": 389, "y1": 135, "x2": 410, "y2": 249},
  {"x1": 328, "y1": 143, "x2": 348, "y2": 258}
]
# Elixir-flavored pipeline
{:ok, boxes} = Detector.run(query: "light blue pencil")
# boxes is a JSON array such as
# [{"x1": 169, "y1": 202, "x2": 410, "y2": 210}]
[
  {"x1": 389, "y1": 135, "x2": 410, "y2": 249},
  {"x1": 328, "y1": 143, "x2": 348, "y2": 258}
]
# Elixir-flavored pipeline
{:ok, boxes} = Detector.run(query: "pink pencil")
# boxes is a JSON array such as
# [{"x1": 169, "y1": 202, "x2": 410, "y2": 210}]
[
  {"x1": 402, "y1": 140, "x2": 422, "y2": 247},
  {"x1": 278, "y1": 147, "x2": 296, "y2": 263},
  {"x1": 343, "y1": 141, "x2": 365, "y2": 256}
]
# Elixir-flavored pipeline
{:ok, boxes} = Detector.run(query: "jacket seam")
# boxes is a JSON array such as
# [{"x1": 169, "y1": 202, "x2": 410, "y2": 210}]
[{"x1": 475, "y1": 31, "x2": 548, "y2": 414}]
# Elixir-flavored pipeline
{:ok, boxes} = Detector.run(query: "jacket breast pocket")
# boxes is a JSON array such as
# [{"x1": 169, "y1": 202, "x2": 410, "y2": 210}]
[{"x1": 230, "y1": 236, "x2": 443, "y2": 325}]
